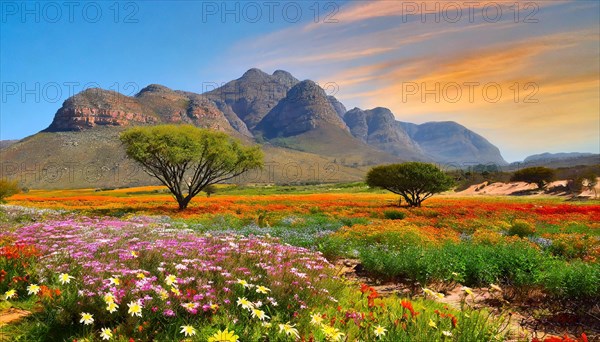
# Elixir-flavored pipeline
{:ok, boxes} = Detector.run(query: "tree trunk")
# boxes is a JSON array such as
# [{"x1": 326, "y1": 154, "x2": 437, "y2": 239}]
[{"x1": 177, "y1": 197, "x2": 191, "y2": 210}]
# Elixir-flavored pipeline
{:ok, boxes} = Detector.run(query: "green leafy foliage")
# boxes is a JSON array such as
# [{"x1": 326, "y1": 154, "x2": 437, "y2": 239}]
[
  {"x1": 203, "y1": 184, "x2": 217, "y2": 197},
  {"x1": 510, "y1": 167, "x2": 556, "y2": 189},
  {"x1": 507, "y1": 220, "x2": 535, "y2": 238},
  {"x1": 383, "y1": 209, "x2": 406, "y2": 220},
  {"x1": 366, "y1": 162, "x2": 455, "y2": 207},
  {"x1": 120, "y1": 125, "x2": 263, "y2": 209},
  {"x1": 358, "y1": 236, "x2": 599, "y2": 301}
]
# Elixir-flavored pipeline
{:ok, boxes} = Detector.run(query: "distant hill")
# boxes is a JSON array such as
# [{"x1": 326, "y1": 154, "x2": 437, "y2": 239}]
[
  {"x1": 510, "y1": 153, "x2": 600, "y2": 169},
  {"x1": 1, "y1": 68, "x2": 510, "y2": 188},
  {"x1": 524, "y1": 152, "x2": 598, "y2": 163},
  {"x1": 0, "y1": 140, "x2": 18, "y2": 150},
  {"x1": 0, "y1": 128, "x2": 370, "y2": 188}
]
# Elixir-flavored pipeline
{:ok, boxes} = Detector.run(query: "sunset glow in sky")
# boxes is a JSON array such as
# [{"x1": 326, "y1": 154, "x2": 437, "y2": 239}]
[{"x1": 1, "y1": 0, "x2": 599, "y2": 161}]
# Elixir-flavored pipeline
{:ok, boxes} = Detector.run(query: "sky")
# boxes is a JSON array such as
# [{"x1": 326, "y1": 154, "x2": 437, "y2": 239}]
[{"x1": 1, "y1": 0, "x2": 599, "y2": 162}]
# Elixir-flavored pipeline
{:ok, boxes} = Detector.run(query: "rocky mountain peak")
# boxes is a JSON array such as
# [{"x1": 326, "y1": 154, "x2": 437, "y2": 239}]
[
  {"x1": 367, "y1": 107, "x2": 393, "y2": 117},
  {"x1": 256, "y1": 80, "x2": 348, "y2": 139},
  {"x1": 204, "y1": 68, "x2": 300, "y2": 130},
  {"x1": 136, "y1": 84, "x2": 174, "y2": 96},
  {"x1": 240, "y1": 68, "x2": 271, "y2": 81},
  {"x1": 286, "y1": 80, "x2": 324, "y2": 101},
  {"x1": 272, "y1": 70, "x2": 298, "y2": 85},
  {"x1": 344, "y1": 108, "x2": 368, "y2": 140},
  {"x1": 343, "y1": 107, "x2": 426, "y2": 160}
]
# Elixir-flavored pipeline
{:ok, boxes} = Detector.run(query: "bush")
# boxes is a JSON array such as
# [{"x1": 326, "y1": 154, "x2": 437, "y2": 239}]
[
  {"x1": 0, "y1": 179, "x2": 20, "y2": 203},
  {"x1": 507, "y1": 220, "x2": 535, "y2": 238},
  {"x1": 383, "y1": 209, "x2": 406, "y2": 220},
  {"x1": 204, "y1": 184, "x2": 217, "y2": 197},
  {"x1": 510, "y1": 167, "x2": 555, "y2": 189},
  {"x1": 339, "y1": 217, "x2": 370, "y2": 227}
]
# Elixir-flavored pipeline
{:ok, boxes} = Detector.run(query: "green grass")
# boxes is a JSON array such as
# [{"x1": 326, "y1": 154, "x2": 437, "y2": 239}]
[
  {"x1": 357, "y1": 238, "x2": 600, "y2": 302},
  {"x1": 210, "y1": 182, "x2": 383, "y2": 195}
]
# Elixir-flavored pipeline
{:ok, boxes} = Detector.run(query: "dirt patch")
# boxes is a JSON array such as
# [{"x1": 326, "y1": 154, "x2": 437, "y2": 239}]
[{"x1": 0, "y1": 308, "x2": 31, "y2": 326}]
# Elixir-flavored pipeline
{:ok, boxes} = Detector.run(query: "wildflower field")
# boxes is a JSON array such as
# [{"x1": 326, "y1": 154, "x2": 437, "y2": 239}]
[{"x1": 1, "y1": 186, "x2": 598, "y2": 341}]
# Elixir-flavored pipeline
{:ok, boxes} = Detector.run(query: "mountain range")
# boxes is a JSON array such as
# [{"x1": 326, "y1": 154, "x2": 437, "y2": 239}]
[{"x1": 2, "y1": 68, "x2": 510, "y2": 188}]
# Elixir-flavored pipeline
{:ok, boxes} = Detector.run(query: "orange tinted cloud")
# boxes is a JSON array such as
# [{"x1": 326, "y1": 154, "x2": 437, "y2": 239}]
[{"x1": 336, "y1": 0, "x2": 569, "y2": 24}]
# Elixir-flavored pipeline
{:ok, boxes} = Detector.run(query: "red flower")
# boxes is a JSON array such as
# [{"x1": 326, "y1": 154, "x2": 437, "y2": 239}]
[
  {"x1": 367, "y1": 290, "x2": 379, "y2": 307},
  {"x1": 401, "y1": 300, "x2": 417, "y2": 317}
]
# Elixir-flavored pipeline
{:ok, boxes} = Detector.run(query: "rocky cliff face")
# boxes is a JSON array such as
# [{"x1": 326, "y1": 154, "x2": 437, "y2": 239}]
[
  {"x1": 344, "y1": 107, "x2": 427, "y2": 160},
  {"x1": 400, "y1": 121, "x2": 507, "y2": 165},
  {"x1": 204, "y1": 68, "x2": 299, "y2": 130},
  {"x1": 328, "y1": 96, "x2": 347, "y2": 118},
  {"x1": 45, "y1": 86, "x2": 239, "y2": 135},
  {"x1": 45, "y1": 88, "x2": 159, "y2": 132},
  {"x1": 255, "y1": 80, "x2": 348, "y2": 139}
]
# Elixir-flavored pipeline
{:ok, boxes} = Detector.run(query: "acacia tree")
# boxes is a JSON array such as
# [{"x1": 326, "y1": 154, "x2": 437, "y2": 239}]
[
  {"x1": 366, "y1": 162, "x2": 455, "y2": 207},
  {"x1": 510, "y1": 167, "x2": 555, "y2": 189},
  {"x1": 120, "y1": 125, "x2": 263, "y2": 210}
]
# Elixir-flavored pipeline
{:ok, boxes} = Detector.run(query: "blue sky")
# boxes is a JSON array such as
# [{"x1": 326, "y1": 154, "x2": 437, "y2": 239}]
[{"x1": 1, "y1": 0, "x2": 599, "y2": 162}]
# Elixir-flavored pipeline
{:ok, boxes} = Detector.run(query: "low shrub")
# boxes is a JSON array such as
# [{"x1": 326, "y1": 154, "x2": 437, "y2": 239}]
[
  {"x1": 383, "y1": 209, "x2": 406, "y2": 220},
  {"x1": 508, "y1": 220, "x2": 535, "y2": 238}
]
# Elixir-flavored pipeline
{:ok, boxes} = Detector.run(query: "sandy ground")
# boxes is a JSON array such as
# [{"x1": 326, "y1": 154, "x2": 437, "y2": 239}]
[
  {"x1": 0, "y1": 308, "x2": 31, "y2": 326},
  {"x1": 456, "y1": 178, "x2": 600, "y2": 198}
]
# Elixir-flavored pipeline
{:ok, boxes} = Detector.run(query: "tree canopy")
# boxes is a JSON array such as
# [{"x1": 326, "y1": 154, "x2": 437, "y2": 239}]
[
  {"x1": 510, "y1": 167, "x2": 555, "y2": 189},
  {"x1": 120, "y1": 125, "x2": 263, "y2": 209},
  {"x1": 366, "y1": 162, "x2": 455, "y2": 207}
]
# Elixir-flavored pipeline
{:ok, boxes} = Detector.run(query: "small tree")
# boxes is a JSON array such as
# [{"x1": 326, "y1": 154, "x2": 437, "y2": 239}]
[
  {"x1": 0, "y1": 179, "x2": 21, "y2": 203},
  {"x1": 366, "y1": 162, "x2": 455, "y2": 207},
  {"x1": 510, "y1": 167, "x2": 555, "y2": 189},
  {"x1": 204, "y1": 184, "x2": 217, "y2": 198},
  {"x1": 120, "y1": 125, "x2": 263, "y2": 210}
]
